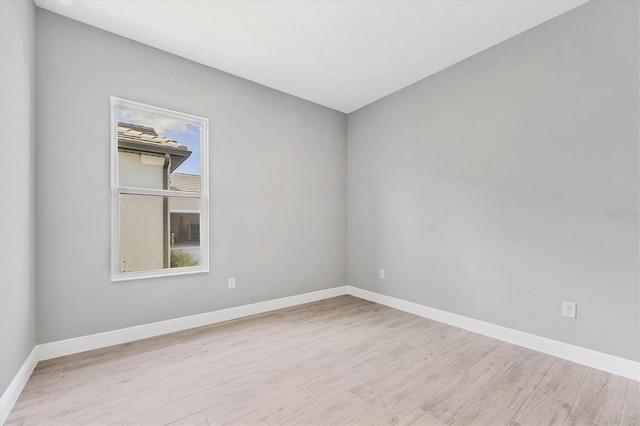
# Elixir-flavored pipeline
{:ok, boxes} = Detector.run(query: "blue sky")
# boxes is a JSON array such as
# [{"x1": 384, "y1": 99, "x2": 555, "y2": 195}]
[
  {"x1": 117, "y1": 108, "x2": 202, "y2": 175},
  {"x1": 159, "y1": 125, "x2": 201, "y2": 175}
]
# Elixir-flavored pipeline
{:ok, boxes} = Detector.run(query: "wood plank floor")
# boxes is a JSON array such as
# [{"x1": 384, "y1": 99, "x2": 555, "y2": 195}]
[{"x1": 6, "y1": 295, "x2": 639, "y2": 426}]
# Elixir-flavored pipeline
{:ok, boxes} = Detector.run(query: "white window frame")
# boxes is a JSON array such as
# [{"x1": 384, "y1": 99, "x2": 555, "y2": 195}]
[{"x1": 110, "y1": 97, "x2": 209, "y2": 281}]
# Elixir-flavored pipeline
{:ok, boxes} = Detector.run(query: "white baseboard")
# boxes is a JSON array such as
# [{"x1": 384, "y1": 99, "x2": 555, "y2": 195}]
[
  {"x1": 0, "y1": 347, "x2": 38, "y2": 425},
  {"x1": 346, "y1": 286, "x2": 640, "y2": 381},
  {"x1": 1, "y1": 286, "x2": 348, "y2": 424},
  {"x1": 3, "y1": 284, "x2": 638, "y2": 425},
  {"x1": 38, "y1": 286, "x2": 349, "y2": 361}
]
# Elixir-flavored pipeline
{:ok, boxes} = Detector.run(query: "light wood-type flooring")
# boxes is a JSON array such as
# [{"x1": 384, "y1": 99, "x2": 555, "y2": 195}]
[{"x1": 6, "y1": 295, "x2": 639, "y2": 426}]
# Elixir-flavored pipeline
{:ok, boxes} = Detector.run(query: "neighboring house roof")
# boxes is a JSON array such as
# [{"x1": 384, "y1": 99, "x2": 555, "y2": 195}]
[
  {"x1": 118, "y1": 122, "x2": 192, "y2": 172},
  {"x1": 118, "y1": 122, "x2": 188, "y2": 150},
  {"x1": 170, "y1": 173, "x2": 201, "y2": 192}
]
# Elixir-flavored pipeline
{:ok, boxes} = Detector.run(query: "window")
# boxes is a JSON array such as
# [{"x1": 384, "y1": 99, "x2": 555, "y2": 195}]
[{"x1": 111, "y1": 97, "x2": 209, "y2": 281}]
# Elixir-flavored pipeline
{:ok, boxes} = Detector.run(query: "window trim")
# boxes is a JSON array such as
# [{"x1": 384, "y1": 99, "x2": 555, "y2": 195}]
[{"x1": 110, "y1": 97, "x2": 209, "y2": 282}]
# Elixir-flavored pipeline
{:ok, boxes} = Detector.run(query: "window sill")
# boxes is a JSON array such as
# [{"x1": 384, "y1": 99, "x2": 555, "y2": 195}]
[{"x1": 111, "y1": 267, "x2": 209, "y2": 282}]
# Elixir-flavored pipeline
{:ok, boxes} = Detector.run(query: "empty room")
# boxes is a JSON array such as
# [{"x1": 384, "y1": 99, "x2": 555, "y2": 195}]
[{"x1": 0, "y1": 0, "x2": 638, "y2": 425}]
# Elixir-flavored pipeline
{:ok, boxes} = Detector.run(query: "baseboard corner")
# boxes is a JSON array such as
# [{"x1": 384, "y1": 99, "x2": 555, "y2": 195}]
[{"x1": 0, "y1": 346, "x2": 39, "y2": 425}]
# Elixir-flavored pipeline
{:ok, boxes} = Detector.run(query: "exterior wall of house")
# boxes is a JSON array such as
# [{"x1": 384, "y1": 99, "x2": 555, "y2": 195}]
[
  {"x1": 169, "y1": 197, "x2": 199, "y2": 212},
  {"x1": 118, "y1": 151, "x2": 166, "y2": 272},
  {"x1": 118, "y1": 151, "x2": 165, "y2": 189},
  {"x1": 119, "y1": 194, "x2": 165, "y2": 272}
]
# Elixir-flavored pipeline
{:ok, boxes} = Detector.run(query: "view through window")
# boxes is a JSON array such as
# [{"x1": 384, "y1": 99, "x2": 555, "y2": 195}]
[{"x1": 111, "y1": 98, "x2": 209, "y2": 280}]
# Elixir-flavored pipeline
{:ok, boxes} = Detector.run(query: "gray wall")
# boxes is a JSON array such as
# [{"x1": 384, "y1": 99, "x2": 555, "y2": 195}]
[
  {"x1": 36, "y1": 10, "x2": 347, "y2": 343},
  {"x1": 0, "y1": 0, "x2": 37, "y2": 396},
  {"x1": 348, "y1": 0, "x2": 639, "y2": 361},
  {"x1": 17, "y1": 0, "x2": 640, "y2": 368}
]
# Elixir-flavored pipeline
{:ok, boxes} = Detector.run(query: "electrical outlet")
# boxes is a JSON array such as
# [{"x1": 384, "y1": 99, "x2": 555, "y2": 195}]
[
  {"x1": 379, "y1": 269, "x2": 385, "y2": 280},
  {"x1": 228, "y1": 278, "x2": 236, "y2": 289},
  {"x1": 562, "y1": 301, "x2": 576, "y2": 319}
]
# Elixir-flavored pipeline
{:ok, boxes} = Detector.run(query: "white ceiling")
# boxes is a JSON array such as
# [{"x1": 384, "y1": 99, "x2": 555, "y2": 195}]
[{"x1": 35, "y1": 0, "x2": 588, "y2": 113}]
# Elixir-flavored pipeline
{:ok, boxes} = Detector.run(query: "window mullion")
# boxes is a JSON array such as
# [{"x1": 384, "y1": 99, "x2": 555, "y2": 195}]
[{"x1": 117, "y1": 186, "x2": 202, "y2": 199}]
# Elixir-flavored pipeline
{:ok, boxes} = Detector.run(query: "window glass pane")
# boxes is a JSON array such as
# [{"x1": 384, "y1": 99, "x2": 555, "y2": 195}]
[
  {"x1": 169, "y1": 198, "x2": 202, "y2": 268},
  {"x1": 116, "y1": 107, "x2": 202, "y2": 191},
  {"x1": 119, "y1": 194, "x2": 201, "y2": 273}
]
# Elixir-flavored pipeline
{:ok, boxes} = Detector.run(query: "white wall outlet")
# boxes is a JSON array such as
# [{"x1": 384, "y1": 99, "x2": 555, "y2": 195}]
[
  {"x1": 562, "y1": 301, "x2": 576, "y2": 319},
  {"x1": 379, "y1": 269, "x2": 385, "y2": 280},
  {"x1": 228, "y1": 278, "x2": 236, "y2": 289}
]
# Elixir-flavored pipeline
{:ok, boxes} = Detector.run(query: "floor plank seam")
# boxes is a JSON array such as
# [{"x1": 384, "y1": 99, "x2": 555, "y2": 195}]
[
  {"x1": 619, "y1": 379, "x2": 631, "y2": 426},
  {"x1": 568, "y1": 367, "x2": 594, "y2": 421},
  {"x1": 506, "y1": 357, "x2": 555, "y2": 425},
  {"x1": 453, "y1": 348, "x2": 526, "y2": 425}
]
